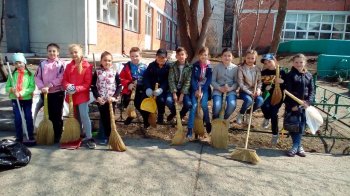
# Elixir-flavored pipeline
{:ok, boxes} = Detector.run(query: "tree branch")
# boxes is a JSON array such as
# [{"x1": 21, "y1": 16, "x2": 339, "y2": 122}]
[
  {"x1": 254, "y1": 0, "x2": 277, "y2": 49},
  {"x1": 269, "y1": 0, "x2": 288, "y2": 54},
  {"x1": 196, "y1": 0, "x2": 213, "y2": 51}
]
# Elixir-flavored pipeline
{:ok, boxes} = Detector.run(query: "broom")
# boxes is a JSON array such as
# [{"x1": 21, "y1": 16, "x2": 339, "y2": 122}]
[
  {"x1": 126, "y1": 80, "x2": 137, "y2": 118},
  {"x1": 148, "y1": 83, "x2": 159, "y2": 128},
  {"x1": 36, "y1": 93, "x2": 54, "y2": 145},
  {"x1": 271, "y1": 64, "x2": 282, "y2": 105},
  {"x1": 60, "y1": 94, "x2": 81, "y2": 143},
  {"x1": 193, "y1": 96, "x2": 205, "y2": 137},
  {"x1": 211, "y1": 92, "x2": 229, "y2": 149},
  {"x1": 108, "y1": 101, "x2": 126, "y2": 151},
  {"x1": 171, "y1": 102, "x2": 186, "y2": 145},
  {"x1": 231, "y1": 79, "x2": 261, "y2": 164}
]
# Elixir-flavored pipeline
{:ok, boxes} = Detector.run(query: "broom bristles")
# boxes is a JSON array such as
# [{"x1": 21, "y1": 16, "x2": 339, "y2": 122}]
[
  {"x1": 60, "y1": 118, "x2": 81, "y2": 143},
  {"x1": 36, "y1": 119, "x2": 54, "y2": 145},
  {"x1": 148, "y1": 113, "x2": 157, "y2": 128},
  {"x1": 126, "y1": 104, "x2": 137, "y2": 118},
  {"x1": 108, "y1": 128, "x2": 126, "y2": 151},
  {"x1": 231, "y1": 148, "x2": 260, "y2": 165},
  {"x1": 171, "y1": 128, "x2": 186, "y2": 145},
  {"x1": 194, "y1": 118, "x2": 205, "y2": 136},
  {"x1": 211, "y1": 120, "x2": 229, "y2": 149},
  {"x1": 271, "y1": 85, "x2": 282, "y2": 105}
]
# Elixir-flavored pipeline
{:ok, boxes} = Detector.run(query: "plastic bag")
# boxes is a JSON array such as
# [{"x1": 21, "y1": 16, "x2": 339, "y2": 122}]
[
  {"x1": 305, "y1": 106, "x2": 323, "y2": 135},
  {"x1": 0, "y1": 139, "x2": 31, "y2": 169}
]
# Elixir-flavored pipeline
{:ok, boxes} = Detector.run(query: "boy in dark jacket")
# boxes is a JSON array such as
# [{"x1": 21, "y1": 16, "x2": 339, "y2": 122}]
[{"x1": 143, "y1": 49, "x2": 171, "y2": 124}]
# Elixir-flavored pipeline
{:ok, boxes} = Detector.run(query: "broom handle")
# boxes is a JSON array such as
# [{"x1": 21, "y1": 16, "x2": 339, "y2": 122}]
[
  {"x1": 275, "y1": 64, "x2": 280, "y2": 88},
  {"x1": 44, "y1": 93, "x2": 49, "y2": 120},
  {"x1": 175, "y1": 102, "x2": 182, "y2": 128},
  {"x1": 196, "y1": 86, "x2": 201, "y2": 113},
  {"x1": 109, "y1": 101, "x2": 117, "y2": 133},
  {"x1": 219, "y1": 92, "x2": 227, "y2": 119},
  {"x1": 6, "y1": 62, "x2": 29, "y2": 140},
  {"x1": 244, "y1": 77, "x2": 258, "y2": 149},
  {"x1": 284, "y1": 90, "x2": 304, "y2": 105},
  {"x1": 68, "y1": 94, "x2": 74, "y2": 118},
  {"x1": 130, "y1": 80, "x2": 137, "y2": 100}
]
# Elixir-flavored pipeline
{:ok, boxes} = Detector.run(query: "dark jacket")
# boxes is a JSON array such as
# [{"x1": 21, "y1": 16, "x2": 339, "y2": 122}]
[
  {"x1": 261, "y1": 68, "x2": 287, "y2": 93},
  {"x1": 284, "y1": 66, "x2": 315, "y2": 111},
  {"x1": 191, "y1": 61, "x2": 212, "y2": 94},
  {"x1": 143, "y1": 60, "x2": 170, "y2": 91}
]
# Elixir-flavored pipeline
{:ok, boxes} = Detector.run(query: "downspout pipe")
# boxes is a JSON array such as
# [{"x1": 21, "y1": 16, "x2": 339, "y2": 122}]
[{"x1": 121, "y1": 0, "x2": 125, "y2": 56}]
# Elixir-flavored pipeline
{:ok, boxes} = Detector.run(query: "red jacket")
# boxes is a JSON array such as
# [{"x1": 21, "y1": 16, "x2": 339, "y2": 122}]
[
  {"x1": 119, "y1": 63, "x2": 133, "y2": 95},
  {"x1": 62, "y1": 59, "x2": 92, "y2": 105}
]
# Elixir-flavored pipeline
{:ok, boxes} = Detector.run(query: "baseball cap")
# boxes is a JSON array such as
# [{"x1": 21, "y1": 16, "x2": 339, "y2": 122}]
[
  {"x1": 261, "y1": 53, "x2": 275, "y2": 63},
  {"x1": 156, "y1": 48, "x2": 167, "y2": 58}
]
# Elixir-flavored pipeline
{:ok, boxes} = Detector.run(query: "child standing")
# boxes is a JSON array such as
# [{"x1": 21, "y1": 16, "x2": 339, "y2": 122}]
[
  {"x1": 62, "y1": 44, "x2": 95, "y2": 149},
  {"x1": 211, "y1": 48, "x2": 239, "y2": 120},
  {"x1": 143, "y1": 49, "x2": 171, "y2": 124},
  {"x1": 34, "y1": 43, "x2": 65, "y2": 143},
  {"x1": 284, "y1": 54, "x2": 314, "y2": 157},
  {"x1": 260, "y1": 53, "x2": 286, "y2": 145},
  {"x1": 237, "y1": 49, "x2": 264, "y2": 124},
  {"x1": 166, "y1": 47, "x2": 193, "y2": 137},
  {"x1": 6, "y1": 53, "x2": 36, "y2": 144},
  {"x1": 91, "y1": 51, "x2": 122, "y2": 144},
  {"x1": 119, "y1": 47, "x2": 148, "y2": 129},
  {"x1": 188, "y1": 47, "x2": 212, "y2": 137}
]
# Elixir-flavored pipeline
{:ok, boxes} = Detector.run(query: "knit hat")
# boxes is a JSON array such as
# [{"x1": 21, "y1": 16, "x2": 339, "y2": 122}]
[{"x1": 12, "y1": 53, "x2": 27, "y2": 64}]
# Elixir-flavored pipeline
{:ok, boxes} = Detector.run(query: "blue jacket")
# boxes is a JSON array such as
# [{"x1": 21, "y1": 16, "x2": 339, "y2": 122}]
[
  {"x1": 143, "y1": 60, "x2": 170, "y2": 92},
  {"x1": 190, "y1": 61, "x2": 212, "y2": 95}
]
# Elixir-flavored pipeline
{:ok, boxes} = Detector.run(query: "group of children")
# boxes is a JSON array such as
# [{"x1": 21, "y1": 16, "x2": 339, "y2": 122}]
[{"x1": 5, "y1": 43, "x2": 314, "y2": 157}]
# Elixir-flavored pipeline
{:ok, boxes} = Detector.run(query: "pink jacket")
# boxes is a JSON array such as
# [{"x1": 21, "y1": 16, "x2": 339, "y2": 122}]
[
  {"x1": 34, "y1": 58, "x2": 65, "y2": 93},
  {"x1": 62, "y1": 59, "x2": 92, "y2": 105}
]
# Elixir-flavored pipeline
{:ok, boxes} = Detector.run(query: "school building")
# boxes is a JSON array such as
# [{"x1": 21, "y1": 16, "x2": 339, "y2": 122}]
[
  {"x1": 1, "y1": 0, "x2": 178, "y2": 57},
  {"x1": 205, "y1": 0, "x2": 350, "y2": 54}
]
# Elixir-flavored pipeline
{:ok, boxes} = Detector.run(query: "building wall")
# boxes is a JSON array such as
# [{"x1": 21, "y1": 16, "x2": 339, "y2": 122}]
[
  {"x1": 239, "y1": 0, "x2": 350, "y2": 52},
  {"x1": 28, "y1": 0, "x2": 87, "y2": 56}
]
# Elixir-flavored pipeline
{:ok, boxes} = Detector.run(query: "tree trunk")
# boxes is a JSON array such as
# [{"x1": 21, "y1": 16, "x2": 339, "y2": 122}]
[
  {"x1": 254, "y1": 0, "x2": 276, "y2": 49},
  {"x1": 248, "y1": 0, "x2": 262, "y2": 49},
  {"x1": 269, "y1": 0, "x2": 288, "y2": 54}
]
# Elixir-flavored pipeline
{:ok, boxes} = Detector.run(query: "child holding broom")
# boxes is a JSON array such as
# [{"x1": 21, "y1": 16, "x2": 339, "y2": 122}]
[
  {"x1": 211, "y1": 48, "x2": 239, "y2": 120},
  {"x1": 34, "y1": 43, "x2": 65, "y2": 143},
  {"x1": 62, "y1": 44, "x2": 95, "y2": 149},
  {"x1": 188, "y1": 47, "x2": 212, "y2": 138},
  {"x1": 284, "y1": 54, "x2": 314, "y2": 157},
  {"x1": 143, "y1": 48, "x2": 171, "y2": 124},
  {"x1": 91, "y1": 51, "x2": 122, "y2": 144},
  {"x1": 237, "y1": 49, "x2": 264, "y2": 125},
  {"x1": 166, "y1": 47, "x2": 193, "y2": 138},
  {"x1": 260, "y1": 53, "x2": 286, "y2": 145},
  {"x1": 6, "y1": 53, "x2": 36, "y2": 145},
  {"x1": 120, "y1": 47, "x2": 148, "y2": 130}
]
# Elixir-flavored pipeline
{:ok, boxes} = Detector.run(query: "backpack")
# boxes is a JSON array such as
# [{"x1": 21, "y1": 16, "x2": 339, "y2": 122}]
[{"x1": 0, "y1": 139, "x2": 32, "y2": 170}]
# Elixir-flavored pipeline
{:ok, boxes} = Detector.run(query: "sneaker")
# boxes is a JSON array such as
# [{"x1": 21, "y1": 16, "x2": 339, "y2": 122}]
[
  {"x1": 124, "y1": 117, "x2": 133, "y2": 125},
  {"x1": 99, "y1": 139, "x2": 108, "y2": 145},
  {"x1": 262, "y1": 118, "x2": 270, "y2": 129},
  {"x1": 186, "y1": 128, "x2": 193, "y2": 139},
  {"x1": 166, "y1": 113, "x2": 175, "y2": 122},
  {"x1": 286, "y1": 147, "x2": 298, "y2": 157},
  {"x1": 157, "y1": 116, "x2": 164, "y2": 124},
  {"x1": 297, "y1": 146, "x2": 306, "y2": 157},
  {"x1": 236, "y1": 113, "x2": 243, "y2": 124},
  {"x1": 271, "y1": 134, "x2": 278, "y2": 146},
  {"x1": 86, "y1": 138, "x2": 96, "y2": 149}
]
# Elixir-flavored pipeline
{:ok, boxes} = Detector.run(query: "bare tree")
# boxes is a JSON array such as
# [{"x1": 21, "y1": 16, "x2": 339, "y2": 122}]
[
  {"x1": 253, "y1": 0, "x2": 277, "y2": 49},
  {"x1": 232, "y1": 0, "x2": 245, "y2": 62},
  {"x1": 248, "y1": 0, "x2": 263, "y2": 49},
  {"x1": 176, "y1": 0, "x2": 213, "y2": 62},
  {"x1": 269, "y1": 0, "x2": 288, "y2": 54}
]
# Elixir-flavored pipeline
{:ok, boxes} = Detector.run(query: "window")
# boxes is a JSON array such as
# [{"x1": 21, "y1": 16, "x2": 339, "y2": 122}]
[
  {"x1": 97, "y1": 0, "x2": 119, "y2": 26},
  {"x1": 145, "y1": 5, "x2": 152, "y2": 36},
  {"x1": 165, "y1": 19, "x2": 171, "y2": 41},
  {"x1": 281, "y1": 13, "x2": 350, "y2": 41},
  {"x1": 124, "y1": 0, "x2": 139, "y2": 32},
  {"x1": 172, "y1": 23, "x2": 177, "y2": 43},
  {"x1": 157, "y1": 13, "x2": 163, "y2": 39}
]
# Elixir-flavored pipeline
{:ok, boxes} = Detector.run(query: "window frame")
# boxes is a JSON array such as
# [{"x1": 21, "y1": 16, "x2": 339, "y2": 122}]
[
  {"x1": 157, "y1": 13, "x2": 163, "y2": 39},
  {"x1": 124, "y1": 0, "x2": 139, "y2": 32},
  {"x1": 97, "y1": 0, "x2": 119, "y2": 26}
]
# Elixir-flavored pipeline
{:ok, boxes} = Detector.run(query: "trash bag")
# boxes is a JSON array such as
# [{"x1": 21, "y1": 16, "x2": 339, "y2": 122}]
[
  {"x1": 305, "y1": 106, "x2": 323, "y2": 135},
  {"x1": 0, "y1": 139, "x2": 31, "y2": 169}
]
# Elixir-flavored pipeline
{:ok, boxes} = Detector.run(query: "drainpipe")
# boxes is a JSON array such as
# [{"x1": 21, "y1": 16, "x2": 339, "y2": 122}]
[
  {"x1": 84, "y1": 0, "x2": 89, "y2": 57},
  {"x1": 121, "y1": 0, "x2": 125, "y2": 56}
]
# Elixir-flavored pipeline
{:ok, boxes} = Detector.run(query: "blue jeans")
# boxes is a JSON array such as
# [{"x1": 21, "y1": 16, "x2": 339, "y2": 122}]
[
  {"x1": 261, "y1": 96, "x2": 282, "y2": 135},
  {"x1": 239, "y1": 92, "x2": 264, "y2": 114},
  {"x1": 289, "y1": 109, "x2": 306, "y2": 149},
  {"x1": 76, "y1": 102, "x2": 92, "y2": 139},
  {"x1": 188, "y1": 90, "x2": 210, "y2": 129},
  {"x1": 166, "y1": 92, "x2": 192, "y2": 117},
  {"x1": 212, "y1": 93, "x2": 237, "y2": 119},
  {"x1": 12, "y1": 99, "x2": 34, "y2": 140}
]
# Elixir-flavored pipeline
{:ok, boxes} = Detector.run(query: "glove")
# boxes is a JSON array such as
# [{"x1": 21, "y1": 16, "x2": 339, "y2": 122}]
[
  {"x1": 153, "y1": 88, "x2": 163, "y2": 97},
  {"x1": 66, "y1": 84, "x2": 76, "y2": 94},
  {"x1": 146, "y1": 88, "x2": 153, "y2": 97}
]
